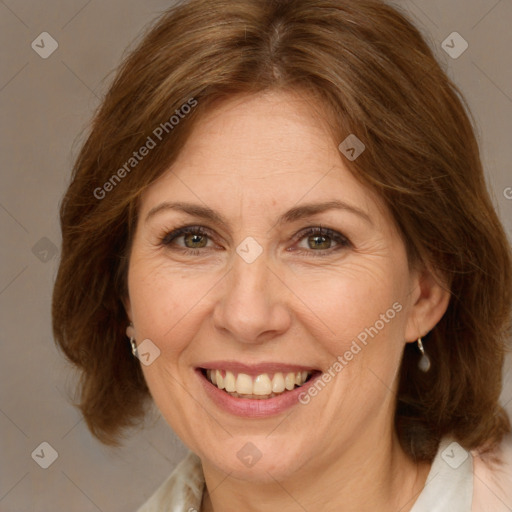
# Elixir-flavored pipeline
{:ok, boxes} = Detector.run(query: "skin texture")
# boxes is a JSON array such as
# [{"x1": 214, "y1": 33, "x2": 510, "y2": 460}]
[{"x1": 125, "y1": 90, "x2": 450, "y2": 512}]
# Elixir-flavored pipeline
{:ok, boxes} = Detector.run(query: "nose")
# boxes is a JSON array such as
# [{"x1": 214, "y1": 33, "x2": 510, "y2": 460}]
[{"x1": 212, "y1": 250, "x2": 292, "y2": 345}]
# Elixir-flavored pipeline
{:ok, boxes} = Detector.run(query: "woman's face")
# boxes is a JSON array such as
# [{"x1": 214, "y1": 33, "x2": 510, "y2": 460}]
[{"x1": 126, "y1": 90, "x2": 430, "y2": 481}]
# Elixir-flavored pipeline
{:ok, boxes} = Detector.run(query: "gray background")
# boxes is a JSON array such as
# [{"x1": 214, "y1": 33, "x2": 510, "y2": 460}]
[{"x1": 1, "y1": 0, "x2": 511, "y2": 510}]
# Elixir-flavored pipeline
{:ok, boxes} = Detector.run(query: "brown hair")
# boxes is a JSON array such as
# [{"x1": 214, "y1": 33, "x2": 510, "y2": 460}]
[{"x1": 52, "y1": 0, "x2": 511, "y2": 460}]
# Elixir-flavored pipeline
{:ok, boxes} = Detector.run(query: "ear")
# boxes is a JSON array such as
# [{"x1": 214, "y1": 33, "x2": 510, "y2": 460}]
[
  {"x1": 122, "y1": 295, "x2": 136, "y2": 339},
  {"x1": 404, "y1": 265, "x2": 451, "y2": 342}
]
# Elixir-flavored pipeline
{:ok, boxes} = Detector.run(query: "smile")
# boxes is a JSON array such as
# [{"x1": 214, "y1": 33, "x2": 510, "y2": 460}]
[
  {"x1": 201, "y1": 368, "x2": 313, "y2": 399},
  {"x1": 196, "y1": 361, "x2": 323, "y2": 417}
]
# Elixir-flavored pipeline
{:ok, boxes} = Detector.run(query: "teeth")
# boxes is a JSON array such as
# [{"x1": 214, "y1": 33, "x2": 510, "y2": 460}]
[
  {"x1": 272, "y1": 372, "x2": 285, "y2": 393},
  {"x1": 224, "y1": 371, "x2": 236, "y2": 392},
  {"x1": 235, "y1": 373, "x2": 253, "y2": 394},
  {"x1": 215, "y1": 370, "x2": 224, "y2": 390},
  {"x1": 205, "y1": 369, "x2": 312, "y2": 398},
  {"x1": 253, "y1": 374, "x2": 272, "y2": 395},
  {"x1": 285, "y1": 373, "x2": 296, "y2": 390}
]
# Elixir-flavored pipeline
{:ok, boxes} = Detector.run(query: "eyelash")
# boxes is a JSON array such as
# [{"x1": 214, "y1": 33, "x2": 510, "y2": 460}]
[{"x1": 160, "y1": 225, "x2": 351, "y2": 257}]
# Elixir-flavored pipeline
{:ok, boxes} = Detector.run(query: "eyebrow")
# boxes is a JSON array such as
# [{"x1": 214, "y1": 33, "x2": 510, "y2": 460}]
[{"x1": 145, "y1": 200, "x2": 372, "y2": 227}]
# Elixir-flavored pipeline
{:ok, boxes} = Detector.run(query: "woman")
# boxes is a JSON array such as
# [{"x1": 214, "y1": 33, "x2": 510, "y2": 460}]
[{"x1": 52, "y1": 0, "x2": 512, "y2": 510}]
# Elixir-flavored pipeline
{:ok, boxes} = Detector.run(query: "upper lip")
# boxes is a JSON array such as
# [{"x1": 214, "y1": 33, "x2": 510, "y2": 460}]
[{"x1": 196, "y1": 361, "x2": 320, "y2": 377}]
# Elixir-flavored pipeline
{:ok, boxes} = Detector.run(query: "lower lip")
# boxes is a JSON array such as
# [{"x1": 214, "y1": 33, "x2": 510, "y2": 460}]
[{"x1": 196, "y1": 369, "x2": 321, "y2": 418}]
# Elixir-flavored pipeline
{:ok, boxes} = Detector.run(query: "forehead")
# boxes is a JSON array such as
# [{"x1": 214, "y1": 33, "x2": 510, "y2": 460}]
[{"x1": 138, "y1": 90, "x2": 383, "y2": 222}]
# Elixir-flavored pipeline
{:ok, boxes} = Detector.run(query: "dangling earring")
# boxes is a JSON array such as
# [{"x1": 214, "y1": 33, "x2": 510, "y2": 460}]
[
  {"x1": 127, "y1": 322, "x2": 138, "y2": 357},
  {"x1": 130, "y1": 337, "x2": 138, "y2": 357},
  {"x1": 417, "y1": 337, "x2": 431, "y2": 372}
]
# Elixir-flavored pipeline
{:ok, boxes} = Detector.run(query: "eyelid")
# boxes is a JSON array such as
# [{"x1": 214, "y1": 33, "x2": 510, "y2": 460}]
[
  {"x1": 161, "y1": 225, "x2": 211, "y2": 244},
  {"x1": 293, "y1": 225, "x2": 349, "y2": 242},
  {"x1": 291, "y1": 226, "x2": 351, "y2": 253}
]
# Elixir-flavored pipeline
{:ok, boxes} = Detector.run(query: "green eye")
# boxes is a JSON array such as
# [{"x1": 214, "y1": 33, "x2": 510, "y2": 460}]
[
  {"x1": 294, "y1": 226, "x2": 351, "y2": 255},
  {"x1": 161, "y1": 224, "x2": 351, "y2": 258},
  {"x1": 161, "y1": 225, "x2": 214, "y2": 254},
  {"x1": 183, "y1": 232, "x2": 208, "y2": 249}
]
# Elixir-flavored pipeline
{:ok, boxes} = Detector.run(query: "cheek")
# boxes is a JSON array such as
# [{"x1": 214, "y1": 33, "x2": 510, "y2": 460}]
[
  {"x1": 290, "y1": 258, "x2": 408, "y2": 351},
  {"x1": 293, "y1": 265, "x2": 409, "y2": 424},
  {"x1": 127, "y1": 259, "x2": 206, "y2": 430},
  {"x1": 127, "y1": 257, "x2": 216, "y2": 350}
]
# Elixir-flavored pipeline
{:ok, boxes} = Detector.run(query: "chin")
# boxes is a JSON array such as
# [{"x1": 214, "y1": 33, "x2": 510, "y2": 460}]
[{"x1": 199, "y1": 436, "x2": 312, "y2": 483}]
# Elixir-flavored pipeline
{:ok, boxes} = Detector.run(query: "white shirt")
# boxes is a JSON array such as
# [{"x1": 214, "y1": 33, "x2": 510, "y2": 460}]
[{"x1": 136, "y1": 435, "x2": 512, "y2": 511}]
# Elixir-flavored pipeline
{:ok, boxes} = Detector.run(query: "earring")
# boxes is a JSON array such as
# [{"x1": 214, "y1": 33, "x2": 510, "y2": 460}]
[
  {"x1": 417, "y1": 337, "x2": 431, "y2": 372},
  {"x1": 128, "y1": 322, "x2": 138, "y2": 357},
  {"x1": 130, "y1": 337, "x2": 138, "y2": 357}
]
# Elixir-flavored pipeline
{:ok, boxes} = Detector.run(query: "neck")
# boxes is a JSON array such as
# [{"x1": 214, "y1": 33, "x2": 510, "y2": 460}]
[{"x1": 200, "y1": 427, "x2": 431, "y2": 512}]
